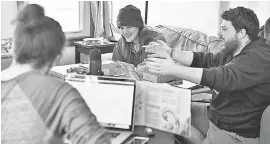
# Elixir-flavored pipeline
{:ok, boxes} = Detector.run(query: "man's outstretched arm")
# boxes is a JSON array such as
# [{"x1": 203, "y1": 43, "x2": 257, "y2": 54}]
[{"x1": 145, "y1": 40, "x2": 222, "y2": 68}]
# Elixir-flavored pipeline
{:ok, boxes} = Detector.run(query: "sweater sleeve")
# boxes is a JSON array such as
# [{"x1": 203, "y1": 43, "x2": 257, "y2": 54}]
[
  {"x1": 112, "y1": 39, "x2": 124, "y2": 62},
  {"x1": 59, "y1": 86, "x2": 111, "y2": 144},
  {"x1": 200, "y1": 52, "x2": 266, "y2": 91},
  {"x1": 147, "y1": 30, "x2": 167, "y2": 44},
  {"x1": 190, "y1": 51, "x2": 222, "y2": 68},
  {"x1": 139, "y1": 27, "x2": 167, "y2": 45}
]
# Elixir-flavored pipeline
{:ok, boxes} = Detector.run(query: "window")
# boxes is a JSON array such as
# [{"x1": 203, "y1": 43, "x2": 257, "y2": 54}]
[
  {"x1": 1, "y1": 1, "x2": 18, "y2": 38},
  {"x1": 112, "y1": 1, "x2": 146, "y2": 28},
  {"x1": 28, "y1": 1, "x2": 90, "y2": 38}
]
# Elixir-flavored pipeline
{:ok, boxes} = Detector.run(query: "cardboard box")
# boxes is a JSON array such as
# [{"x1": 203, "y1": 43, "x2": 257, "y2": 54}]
[
  {"x1": 102, "y1": 63, "x2": 125, "y2": 76},
  {"x1": 142, "y1": 71, "x2": 182, "y2": 83},
  {"x1": 102, "y1": 62, "x2": 141, "y2": 80}
]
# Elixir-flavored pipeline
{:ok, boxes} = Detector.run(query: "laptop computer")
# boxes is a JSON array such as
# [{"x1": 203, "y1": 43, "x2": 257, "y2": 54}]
[{"x1": 65, "y1": 75, "x2": 136, "y2": 144}]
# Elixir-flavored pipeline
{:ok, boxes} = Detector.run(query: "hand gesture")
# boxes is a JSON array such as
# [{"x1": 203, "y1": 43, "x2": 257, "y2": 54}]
[
  {"x1": 143, "y1": 40, "x2": 172, "y2": 59},
  {"x1": 145, "y1": 56, "x2": 176, "y2": 75}
]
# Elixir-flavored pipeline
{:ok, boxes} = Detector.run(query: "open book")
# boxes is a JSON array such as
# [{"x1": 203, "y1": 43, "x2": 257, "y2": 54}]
[{"x1": 135, "y1": 81, "x2": 191, "y2": 137}]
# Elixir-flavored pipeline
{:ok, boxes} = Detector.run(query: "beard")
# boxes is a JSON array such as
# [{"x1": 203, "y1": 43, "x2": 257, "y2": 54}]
[{"x1": 221, "y1": 36, "x2": 240, "y2": 56}]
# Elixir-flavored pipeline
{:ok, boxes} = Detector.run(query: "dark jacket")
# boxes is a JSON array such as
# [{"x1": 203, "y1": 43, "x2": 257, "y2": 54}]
[
  {"x1": 191, "y1": 38, "x2": 270, "y2": 138},
  {"x1": 112, "y1": 26, "x2": 167, "y2": 66}
]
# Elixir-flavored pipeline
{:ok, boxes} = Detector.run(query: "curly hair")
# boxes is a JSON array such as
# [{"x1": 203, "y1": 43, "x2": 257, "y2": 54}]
[{"x1": 221, "y1": 6, "x2": 259, "y2": 41}]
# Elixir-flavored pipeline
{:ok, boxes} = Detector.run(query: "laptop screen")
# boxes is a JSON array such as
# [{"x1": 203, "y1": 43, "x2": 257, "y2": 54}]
[{"x1": 65, "y1": 75, "x2": 136, "y2": 130}]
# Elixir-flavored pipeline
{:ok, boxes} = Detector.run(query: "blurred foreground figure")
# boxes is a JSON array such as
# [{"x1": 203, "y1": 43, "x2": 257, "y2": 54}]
[{"x1": 1, "y1": 4, "x2": 111, "y2": 144}]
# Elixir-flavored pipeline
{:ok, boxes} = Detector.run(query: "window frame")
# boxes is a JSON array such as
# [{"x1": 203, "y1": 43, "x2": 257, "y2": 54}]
[
  {"x1": 65, "y1": 1, "x2": 90, "y2": 38},
  {"x1": 25, "y1": 1, "x2": 91, "y2": 38}
]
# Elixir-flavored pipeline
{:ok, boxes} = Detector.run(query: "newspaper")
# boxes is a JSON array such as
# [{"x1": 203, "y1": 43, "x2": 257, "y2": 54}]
[{"x1": 134, "y1": 81, "x2": 191, "y2": 137}]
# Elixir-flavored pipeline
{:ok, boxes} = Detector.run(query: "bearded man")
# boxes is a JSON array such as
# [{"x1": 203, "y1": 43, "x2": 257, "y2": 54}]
[{"x1": 144, "y1": 6, "x2": 270, "y2": 144}]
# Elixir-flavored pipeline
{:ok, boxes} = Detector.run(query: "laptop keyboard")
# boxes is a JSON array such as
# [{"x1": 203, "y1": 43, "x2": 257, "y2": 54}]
[{"x1": 109, "y1": 132, "x2": 121, "y2": 139}]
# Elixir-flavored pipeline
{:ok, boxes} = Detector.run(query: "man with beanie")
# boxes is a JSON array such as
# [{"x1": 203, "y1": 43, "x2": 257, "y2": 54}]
[{"x1": 112, "y1": 5, "x2": 167, "y2": 66}]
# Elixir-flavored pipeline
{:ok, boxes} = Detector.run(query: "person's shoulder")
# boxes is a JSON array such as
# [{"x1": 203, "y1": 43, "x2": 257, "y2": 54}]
[
  {"x1": 23, "y1": 72, "x2": 74, "y2": 92},
  {"x1": 250, "y1": 38, "x2": 270, "y2": 53},
  {"x1": 29, "y1": 72, "x2": 65, "y2": 84},
  {"x1": 141, "y1": 26, "x2": 161, "y2": 34},
  {"x1": 242, "y1": 39, "x2": 270, "y2": 62},
  {"x1": 257, "y1": 42, "x2": 270, "y2": 58},
  {"x1": 139, "y1": 26, "x2": 167, "y2": 45},
  {"x1": 9, "y1": 72, "x2": 77, "y2": 108}
]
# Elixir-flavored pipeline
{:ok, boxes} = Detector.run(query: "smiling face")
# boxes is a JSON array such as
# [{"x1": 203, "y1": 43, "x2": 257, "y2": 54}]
[
  {"x1": 218, "y1": 20, "x2": 240, "y2": 55},
  {"x1": 119, "y1": 26, "x2": 140, "y2": 42}
]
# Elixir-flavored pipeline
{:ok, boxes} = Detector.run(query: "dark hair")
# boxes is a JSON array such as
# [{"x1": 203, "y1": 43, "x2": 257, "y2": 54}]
[
  {"x1": 13, "y1": 4, "x2": 66, "y2": 69},
  {"x1": 221, "y1": 6, "x2": 259, "y2": 41}
]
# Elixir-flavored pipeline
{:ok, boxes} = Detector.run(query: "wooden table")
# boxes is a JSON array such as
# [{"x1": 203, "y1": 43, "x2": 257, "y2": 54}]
[
  {"x1": 73, "y1": 41, "x2": 116, "y2": 63},
  {"x1": 1, "y1": 52, "x2": 12, "y2": 70},
  {"x1": 132, "y1": 126, "x2": 176, "y2": 144}
]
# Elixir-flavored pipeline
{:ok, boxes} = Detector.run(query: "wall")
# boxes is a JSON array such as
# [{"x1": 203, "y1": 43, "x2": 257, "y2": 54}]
[
  {"x1": 58, "y1": 46, "x2": 75, "y2": 65},
  {"x1": 147, "y1": 1, "x2": 270, "y2": 37},
  {"x1": 147, "y1": 1, "x2": 220, "y2": 37},
  {"x1": 227, "y1": 1, "x2": 270, "y2": 27}
]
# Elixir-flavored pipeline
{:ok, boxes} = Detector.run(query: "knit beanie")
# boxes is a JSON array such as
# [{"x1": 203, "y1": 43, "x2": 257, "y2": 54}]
[{"x1": 117, "y1": 5, "x2": 144, "y2": 29}]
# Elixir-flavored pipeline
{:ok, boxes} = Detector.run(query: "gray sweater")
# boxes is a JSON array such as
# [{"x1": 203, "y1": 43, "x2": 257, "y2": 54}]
[{"x1": 1, "y1": 71, "x2": 110, "y2": 144}]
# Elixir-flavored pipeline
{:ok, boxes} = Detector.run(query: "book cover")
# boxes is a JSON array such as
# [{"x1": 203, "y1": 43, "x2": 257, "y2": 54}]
[{"x1": 134, "y1": 81, "x2": 191, "y2": 137}]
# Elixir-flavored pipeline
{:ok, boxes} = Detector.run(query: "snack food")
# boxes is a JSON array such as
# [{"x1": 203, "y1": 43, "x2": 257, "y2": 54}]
[{"x1": 83, "y1": 38, "x2": 102, "y2": 45}]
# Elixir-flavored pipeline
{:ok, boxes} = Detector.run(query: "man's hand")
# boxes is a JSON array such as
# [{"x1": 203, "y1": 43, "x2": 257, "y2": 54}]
[
  {"x1": 143, "y1": 40, "x2": 172, "y2": 59},
  {"x1": 146, "y1": 56, "x2": 203, "y2": 84},
  {"x1": 145, "y1": 56, "x2": 177, "y2": 75}
]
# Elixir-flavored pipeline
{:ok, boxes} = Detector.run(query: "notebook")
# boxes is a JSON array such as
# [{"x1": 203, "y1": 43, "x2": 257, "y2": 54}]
[{"x1": 65, "y1": 75, "x2": 136, "y2": 144}]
